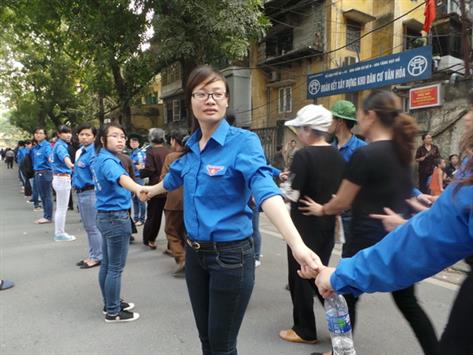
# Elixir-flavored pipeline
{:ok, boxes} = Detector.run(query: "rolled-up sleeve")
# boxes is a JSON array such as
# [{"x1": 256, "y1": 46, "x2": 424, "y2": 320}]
[
  {"x1": 57, "y1": 145, "x2": 70, "y2": 162},
  {"x1": 163, "y1": 155, "x2": 185, "y2": 192},
  {"x1": 235, "y1": 133, "x2": 281, "y2": 209}
]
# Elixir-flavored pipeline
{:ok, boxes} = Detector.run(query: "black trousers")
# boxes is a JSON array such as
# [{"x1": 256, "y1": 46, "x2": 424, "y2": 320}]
[
  {"x1": 345, "y1": 285, "x2": 440, "y2": 355},
  {"x1": 142, "y1": 196, "x2": 166, "y2": 245},
  {"x1": 439, "y1": 271, "x2": 473, "y2": 354},
  {"x1": 287, "y1": 228, "x2": 334, "y2": 341}
]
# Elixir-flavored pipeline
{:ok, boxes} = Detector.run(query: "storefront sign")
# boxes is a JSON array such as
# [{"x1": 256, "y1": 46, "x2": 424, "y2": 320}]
[
  {"x1": 307, "y1": 46, "x2": 432, "y2": 99},
  {"x1": 409, "y1": 83, "x2": 443, "y2": 110}
]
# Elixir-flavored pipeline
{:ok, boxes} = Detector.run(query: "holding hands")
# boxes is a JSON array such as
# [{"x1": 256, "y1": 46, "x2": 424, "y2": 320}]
[{"x1": 137, "y1": 186, "x2": 152, "y2": 201}]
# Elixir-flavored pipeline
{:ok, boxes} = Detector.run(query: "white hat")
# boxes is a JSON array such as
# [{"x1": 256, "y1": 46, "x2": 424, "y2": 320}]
[{"x1": 284, "y1": 104, "x2": 333, "y2": 132}]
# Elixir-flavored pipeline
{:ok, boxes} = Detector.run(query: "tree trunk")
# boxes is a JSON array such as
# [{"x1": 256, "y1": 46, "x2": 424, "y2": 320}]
[{"x1": 98, "y1": 93, "x2": 105, "y2": 126}]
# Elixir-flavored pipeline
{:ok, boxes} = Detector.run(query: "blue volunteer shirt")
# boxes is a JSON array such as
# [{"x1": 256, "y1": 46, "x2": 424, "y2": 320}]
[
  {"x1": 163, "y1": 119, "x2": 281, "y2": 242},
  {"x1": 331, "y1": 177, "x2": 473, "y2": 296},
  {"x1": 130, "y1": 148, "x2": 145, "y2": 178},
  {"x1": 16, "y1": 147, "x2": 27, "y2": 164},
  {"x1": 91, "y1": 148, "x2": 131, "y2": 211},
  {"x1": 72, "y1": 144, "x2": 96, "y2": 189},
  {"x1": 333, "y1": 134, "x2": 367, "y2": 162},
  {"x1": 50, "y1": 139, "x2": 72, "y2": 174},
  {"x1": 31, "y1": 140, "x2": 52, "y2": 171}
]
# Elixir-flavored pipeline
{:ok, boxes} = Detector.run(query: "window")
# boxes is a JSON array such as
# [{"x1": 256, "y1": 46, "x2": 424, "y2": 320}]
[
  {"x1": 172, "y1": 99, "x2": 180, "y2": 122},
  {"x1": 279, "y1": 87, "x2": 292, "y2": 113},
  {"x1": 346, "y1": 20, "x2": 361, "y2": 53},
  {"x1": 345, "y1": 92, "x2": 359, "y2": 107},
  {"x1": 266, "y1": 29, "x2": 293, "y2": 57}
]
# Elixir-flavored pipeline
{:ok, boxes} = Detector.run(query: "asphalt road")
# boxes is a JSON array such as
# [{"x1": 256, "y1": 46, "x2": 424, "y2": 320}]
[{"x1": 0, "y1": 165, "x2": 458, "y2": 355}]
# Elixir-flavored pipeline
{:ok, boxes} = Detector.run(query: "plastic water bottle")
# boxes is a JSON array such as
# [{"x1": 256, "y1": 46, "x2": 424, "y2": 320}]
[{"x1": 325, "y1": 294, "x2": 356, "y2": 355}]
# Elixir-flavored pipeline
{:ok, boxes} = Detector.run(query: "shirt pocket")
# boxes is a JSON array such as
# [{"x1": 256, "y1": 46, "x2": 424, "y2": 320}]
[{"x1": 199, "y1": 166, "x2": 238, "y2": 197}]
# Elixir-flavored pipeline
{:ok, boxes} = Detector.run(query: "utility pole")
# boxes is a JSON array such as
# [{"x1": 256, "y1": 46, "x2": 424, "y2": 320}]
[{"x1": 459, "y1": 0, "x2": 471, "y2": 76}]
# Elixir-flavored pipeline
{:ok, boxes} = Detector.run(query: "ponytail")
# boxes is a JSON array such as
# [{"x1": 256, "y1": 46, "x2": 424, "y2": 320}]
[
  {"x1": 363, "y1": 90, "x2": 418, "y2": 166},
  {"x1": 392, "y1": 113, "x2": 418, "y2": 165}
]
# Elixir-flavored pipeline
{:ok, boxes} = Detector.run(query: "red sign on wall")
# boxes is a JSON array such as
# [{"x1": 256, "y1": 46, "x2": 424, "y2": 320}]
[{"x1": 409, "y1": 84, "x2": 443, "y2": 110}]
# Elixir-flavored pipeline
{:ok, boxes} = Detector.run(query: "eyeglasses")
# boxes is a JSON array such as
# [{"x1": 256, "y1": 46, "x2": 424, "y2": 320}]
[
  {"x1": 107, "y1": 134, "x2": 127, "y2": 140},
  {"x1": 192, "y1": 92, "x2": 227, "y2": 101}
]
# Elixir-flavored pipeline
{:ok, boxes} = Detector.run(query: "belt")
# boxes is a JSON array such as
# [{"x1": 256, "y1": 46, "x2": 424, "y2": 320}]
[
  {"x1": 35, "y1": 170, "x2": 50, "y2": 174},
  {"x1": 75, "y1": 185, "x2": 95, "y2": 193},
  {"x1": 97, "y1": 210, "x2": 129, "y2": 214},
  {"x1": 54, "y1": 173, "x2": 71, "y2": 177},
  {"x1": 185, "y1": 237, "x2": 250, "y2": 251}
]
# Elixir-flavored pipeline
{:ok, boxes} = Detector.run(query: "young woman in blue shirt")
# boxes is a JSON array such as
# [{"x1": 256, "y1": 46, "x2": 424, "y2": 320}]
[
  {"x1": 92, "y1": 123, "x2": 146, "y2": 323},
  {"x1": 51, "y1": 125, "x2": 76, "y2": 242},
  {"x1": 72, "y1": 123, "x2": 102, "y2": 269},
  {"x1": 140, "y1": 65, "x2": 321, "y2": 355}
]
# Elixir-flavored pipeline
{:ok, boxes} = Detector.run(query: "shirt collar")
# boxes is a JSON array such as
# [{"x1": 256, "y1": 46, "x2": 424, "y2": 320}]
[
  {"x1": 186, "y1": 119, "x2": 230, "y2": 153},
  {"x1": 100, "y1": 148, "x2": 120, "y2": 161}
]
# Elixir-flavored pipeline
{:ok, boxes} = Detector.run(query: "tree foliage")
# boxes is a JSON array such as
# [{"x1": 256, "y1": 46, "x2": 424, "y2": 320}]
[{"x1": 0, "y1": 0, "x2": 268, "y2": 131}]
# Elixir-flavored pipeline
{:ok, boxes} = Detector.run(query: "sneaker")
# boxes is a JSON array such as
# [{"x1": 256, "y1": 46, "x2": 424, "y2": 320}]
[
  {"x1": 105, "y1": 310, "x2": 140, "y2": 323},
  {"x1": 102, "y1": 301, "x2": 135, "y2": 315},
  {"x1": 54, "y1": 233, "x2": 76, "y2": 242},
  {"x1": 255, "y1": 260, "x2": 262, "y2": 268},
  {"x1": 34, "y1": 218, "x2": 51, "y2": 224},
  {"x1": 33, "y1": 207, "x2": 43, "y2": 212}
]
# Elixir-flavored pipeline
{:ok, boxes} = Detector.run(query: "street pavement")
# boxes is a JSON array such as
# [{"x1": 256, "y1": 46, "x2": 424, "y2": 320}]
[{"x1": 0, "y1": 165, "x2": 459, "y2": 355}]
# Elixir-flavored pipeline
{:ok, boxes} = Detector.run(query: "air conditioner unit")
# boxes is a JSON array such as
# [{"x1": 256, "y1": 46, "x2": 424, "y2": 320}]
[
  {"x1": 269, "y1": 71, "x2": 281, "y2": 82},
  {"x1": 437, "y1": 55, "x2": 465, "y2": 74}
]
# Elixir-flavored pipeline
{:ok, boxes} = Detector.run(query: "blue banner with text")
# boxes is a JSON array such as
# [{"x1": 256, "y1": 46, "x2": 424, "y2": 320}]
[{"x1": 307, "y1": 46, "x2": 432, "y2": 99}]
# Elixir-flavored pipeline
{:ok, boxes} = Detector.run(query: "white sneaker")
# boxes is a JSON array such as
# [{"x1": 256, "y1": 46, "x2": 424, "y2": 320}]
[
  {"x1": 54, "y1": 233, "x2": 76, "y2": 242},
  {"x1": 255, "y1": 260, "x2": 262, "y2": 268}
]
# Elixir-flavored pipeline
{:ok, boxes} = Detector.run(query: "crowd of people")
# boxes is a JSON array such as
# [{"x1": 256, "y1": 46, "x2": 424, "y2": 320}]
[{"x1": 1, "y1": 65, "x2": 471, "y2": 355}]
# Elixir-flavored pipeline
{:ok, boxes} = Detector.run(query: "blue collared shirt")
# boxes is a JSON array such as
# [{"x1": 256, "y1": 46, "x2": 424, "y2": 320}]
[
  {"x1": 333, "y1": 134, "x2": 367, "y2": 162},
  {"x1": 72, "y1": 144, "x2": 96, "y2": 189},
  {"x1": 130, "y1": 148, "x2": 145, "y2": 178},
  {"x1": 91, "y1": 148, "x2": 131, "y2": 211},
  {"x1": 163, "y1": 120, "x2": 281, "y2": 242},
  {"x1": 50, "y1": 139, "x2": 72, "y2": 174},
  {"x1": 331, "y1": 179, "x2": 473, "y2": 296},
  {"x1": 16, "y1": 147, "x2": 27, "y2": 164},
  {"x1": 31, "y1": 140, "x2": 52, "y2": 171}
]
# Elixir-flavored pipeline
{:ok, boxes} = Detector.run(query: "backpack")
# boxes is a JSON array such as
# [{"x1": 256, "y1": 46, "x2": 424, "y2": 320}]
[{"x1": 20, "y1": 153, "x2": 34, "y2": 179}]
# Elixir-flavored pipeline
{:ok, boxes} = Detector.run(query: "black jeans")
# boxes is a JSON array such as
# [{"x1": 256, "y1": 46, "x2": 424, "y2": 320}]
[
  {"x1": 345, "y1": 285, "x2": 439, "y2": 355},
  {"x1": 439, "y1": 271, "x2": 473, "y2": 354},
  {"x1": 287, "y1": 228, "x2": 334, "y2": 341},
  {"x1": 142, "y1": 196, "x2": 166, "y2": 245},
  {"x1": 185, "y1": 238, "x2": 255, "y2": 355}
]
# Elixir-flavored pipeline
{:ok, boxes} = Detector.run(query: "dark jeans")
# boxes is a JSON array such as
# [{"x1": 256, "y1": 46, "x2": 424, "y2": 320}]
[
  {"x1": 185, "y1": 238, "x2": 255, "y2": 355},
  {"x1": 142, "y1": 196, "x2": 166, "y2": 245},
  {"x1": 35, "y1": 171, "x2": 53, "y2": 220},
  {"x1": 288, "y1": 228, "x2": 334, "y2": 341},
  {"x1": 345, "y1": 285, "x2": 439, "y2": 355},
  {"x1": 97, "y1": 211, "x2": 131, "y2": 315},
  {"x1": 439, "y1": 271, "x2": 473, "y2": 354}
]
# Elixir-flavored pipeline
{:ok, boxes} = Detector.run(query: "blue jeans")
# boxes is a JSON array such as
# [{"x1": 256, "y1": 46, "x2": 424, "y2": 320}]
[
  {"x1": 30, "y1": 177, "x2": 40, "y2": 207},
  {"x1": 77, "y1": 190, "x2": 102, "y2": 261},
  {"x1": 97, "y1": 211, "x2": 131, "y2": 315},
  {"x1": 251, "y1": 207, "x2": 262, "y2": 261},
  {"x1": 185, "y1": 238, "x2": 255, "y2": 355},
  {"x1": 132, "y1": 178, "x2": 146, "y2": 223},
  {"x1": 35, "y1": 171, "x2": 53, "y2": 220}
]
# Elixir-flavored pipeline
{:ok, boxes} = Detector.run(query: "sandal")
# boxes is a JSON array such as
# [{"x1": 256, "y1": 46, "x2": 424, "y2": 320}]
[
  {"x1": 80, "y1": 261, "x2": 101, "y2": 269},
  {"x1": 0, "y1": 279, "x2": 15, "y2": 291}
]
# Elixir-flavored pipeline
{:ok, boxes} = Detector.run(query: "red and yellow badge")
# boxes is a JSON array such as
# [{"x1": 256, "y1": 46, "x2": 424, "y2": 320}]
[{"x1": 206, "y1": 165, "x2": 224, "y2": 176}]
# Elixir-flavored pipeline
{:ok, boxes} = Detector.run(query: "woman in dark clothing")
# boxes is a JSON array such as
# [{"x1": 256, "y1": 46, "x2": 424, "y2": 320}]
[
  {"x1": 279, "y1": 104, "x2": 345, "y2": 344},
  {"x1": 415, "y1": 133, "x2": 441, "y2": 193},
  {"x1": 301, "y1": 91, "x2": 439, "y2": 355},
  {"x1": 139, "y1": 128, "x2": 169, "y2": 249}
]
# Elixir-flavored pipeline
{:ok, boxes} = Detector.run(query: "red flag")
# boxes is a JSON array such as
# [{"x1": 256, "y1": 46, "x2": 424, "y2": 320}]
[{"x1": 423, "y1": 0, "x2": 437, "y2": 33}]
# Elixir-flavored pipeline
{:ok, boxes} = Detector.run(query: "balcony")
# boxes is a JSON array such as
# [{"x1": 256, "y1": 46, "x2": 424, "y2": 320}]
[{"x1": 257, "y1": 1, "x2": 325, "y2": 66}]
